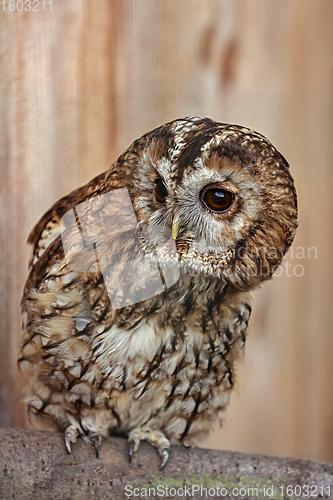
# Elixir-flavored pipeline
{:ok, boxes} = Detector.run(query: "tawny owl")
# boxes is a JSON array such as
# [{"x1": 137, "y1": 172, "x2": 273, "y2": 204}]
[{"x1": 19, "y1": 117, "x2": 298, "y2": 468}]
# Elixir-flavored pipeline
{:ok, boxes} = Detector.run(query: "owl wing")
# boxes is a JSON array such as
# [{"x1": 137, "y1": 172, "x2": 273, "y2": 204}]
[
  {"x1": 22, "y1": 157, "x2": 154, "y2": 370},
  {"x1": 20, "y1": 162, "x2": 137, "y2": 413},
  {"x1": 28, "y1": 170, "x2": 114, "y2": 269}
]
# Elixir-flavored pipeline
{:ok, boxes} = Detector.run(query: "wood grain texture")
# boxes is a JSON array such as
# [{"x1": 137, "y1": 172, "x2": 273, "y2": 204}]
[{"x1": 0, "y1": 0, "x2": 332, "y2": 463}]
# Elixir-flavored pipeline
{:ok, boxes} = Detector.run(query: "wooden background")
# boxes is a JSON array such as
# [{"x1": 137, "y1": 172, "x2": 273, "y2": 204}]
[{"x1": 0, "y1": 0, "x2": 332, "y2": 463}]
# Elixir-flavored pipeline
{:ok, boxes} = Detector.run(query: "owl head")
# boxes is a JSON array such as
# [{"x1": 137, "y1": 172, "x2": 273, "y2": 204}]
[{"x1": 112, "y1": 117, "x2": 298, "y2": 291}]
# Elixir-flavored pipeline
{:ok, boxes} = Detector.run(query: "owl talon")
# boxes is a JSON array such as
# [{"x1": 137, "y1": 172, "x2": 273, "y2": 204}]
[
  {"x1": 128, "y1": 427, "x2": 170, "y2": 467},
  {"x1": 94, "y1": 435, "x2": 101, "y2": 458},
  {"x1": 160, "y1": 448, "x2": 169, "y2": 469},
  {"x1": 128, "y1": 442, "x2": 134, "y2": 463},
  {"x1": 128, "y1": 439, "x2": 140, "y2": 463},
  {"x1": 65, "y1": 433, "x2": 72, "y2": 454},
  {"x1": 64, "y1": 425, "x2": 79, "y2": 454}
]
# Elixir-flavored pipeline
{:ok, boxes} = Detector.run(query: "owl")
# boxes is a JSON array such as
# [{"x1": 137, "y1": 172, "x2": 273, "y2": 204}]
[{"x1": 19, "y1": 117, "x2": 298, "y2": 468}]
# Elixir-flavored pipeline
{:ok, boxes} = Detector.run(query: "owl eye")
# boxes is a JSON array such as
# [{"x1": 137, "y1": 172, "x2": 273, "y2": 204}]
[
  {"x1": 154, "y1": 179, "x2": 168, "y2": 204},
  {"x1": 202, "y1": 187, "x2": 235, "y2": 213}
]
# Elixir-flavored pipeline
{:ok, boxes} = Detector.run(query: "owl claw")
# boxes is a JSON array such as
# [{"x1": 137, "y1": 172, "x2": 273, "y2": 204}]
[
  {"x1": 160, "y1": 448, "x2": 169, "y2": 469},
  {"x1": 128, "y1": 442, "x2": 134, "y2": 463},
  {"x1": 64, "y1": 425, "x2": 79, "y2": 454},
  {"x1": 128, "y1": 428, "x2": 170, "y2": 467},
  {"x1": 128, "y1": 439, "x2": 140, "y2": 463},
  {"x1": 94, "y1": 435, "x2": 101, "y2": 458},
  {"x1": 65, "y1": 433, "x2": 72, "y2": 454}
]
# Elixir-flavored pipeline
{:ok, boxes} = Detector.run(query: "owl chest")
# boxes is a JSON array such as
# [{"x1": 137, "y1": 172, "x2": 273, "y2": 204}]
[
  {"x1": 87, "y1": 311, "x2": 244, "y2": 439},
  {"x1": 92, "y1": 308, "x2": 244, "y2": 403}
]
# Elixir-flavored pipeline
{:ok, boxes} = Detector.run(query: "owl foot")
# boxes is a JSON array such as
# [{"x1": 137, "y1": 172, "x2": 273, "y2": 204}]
[
  {"x1": 65, "y1": 425, "x2": 102, "y2": 458},
  {"x1": 128, "y1": 427, "x2": 170, "y2": 469},
  {"x1": 64, "y1": 425, "x2": 79, "y2": 454}
]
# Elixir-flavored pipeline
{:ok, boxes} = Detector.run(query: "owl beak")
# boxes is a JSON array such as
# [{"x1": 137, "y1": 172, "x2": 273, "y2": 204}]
[{"x1": 172, "y1": 213, "x2": 185, "y2": 240}]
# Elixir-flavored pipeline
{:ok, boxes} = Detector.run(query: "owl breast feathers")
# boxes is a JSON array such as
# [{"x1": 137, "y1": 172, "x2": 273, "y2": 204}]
[{"x1": 20, "y1": 117, "x2": 298, "y2": 467}]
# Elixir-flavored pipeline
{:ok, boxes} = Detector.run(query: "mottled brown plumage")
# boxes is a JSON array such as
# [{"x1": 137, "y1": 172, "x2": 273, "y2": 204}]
[{"x1": 20, "y1": 117, "x2": 298, "y2": 467}]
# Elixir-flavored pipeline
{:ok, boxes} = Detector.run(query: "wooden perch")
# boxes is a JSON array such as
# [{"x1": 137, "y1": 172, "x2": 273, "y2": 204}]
[{"x1": 0, "y1": 428, "x2": 332, "y2": 499}]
